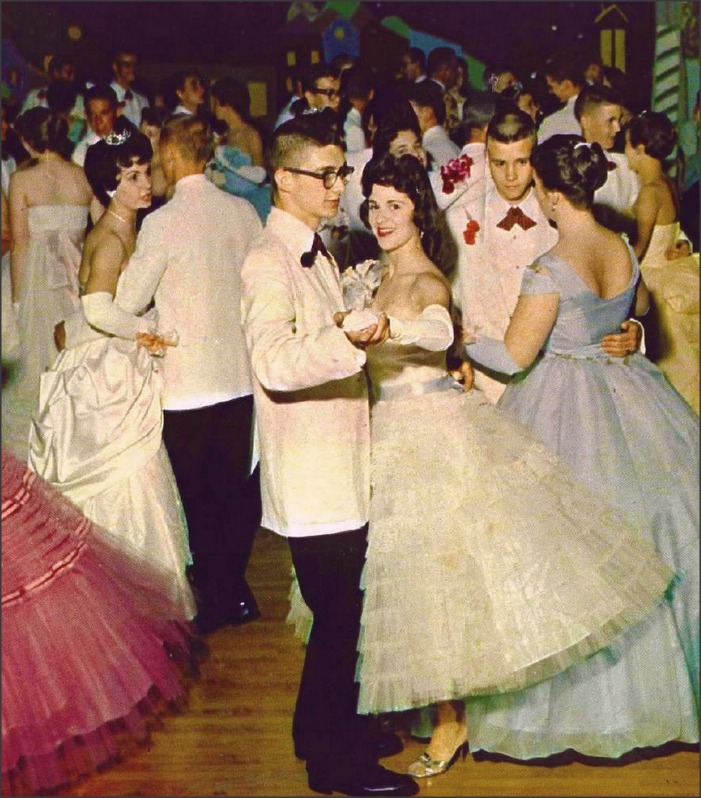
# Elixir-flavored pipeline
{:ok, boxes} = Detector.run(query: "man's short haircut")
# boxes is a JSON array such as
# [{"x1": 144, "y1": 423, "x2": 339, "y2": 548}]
[
  {"x1": 574, "y1": 84, "x2": 623, "y2": 122},
  {"x1": 210, "y1": 76, "x2": 251, "y2": 119},
  {"x1": 266, "y1": 109, "x2": 343, "y2": 195},
  {"x1": 160, "y1": 113, "x2": 213, "y2": 165},
  {"x1": 543, "y1": 51, "x2": 586, "y2": 88},
  {"x1": 486, "y1": 107, "x2": 536, "y2": 145},
  {"x1": 48, "y1": 54, "x2": 75, "y2": 77},
  {"x1": 483, "y1": 63, "x2": 516, "y2": 91},
  {"x1": 426, "y1": 47, "x2": 457, "y2": 79},
  {"x1": 84, "y1": 83, "x2": 118, "y2": 111},
  {"x1": 302, "y1": 64, "x2": 339, "y2": 93},
  {"x1": 341, "y1": 65, "x2": 374, "y2": 102},
  {"x1": 462, "y1": 91, "x2": 498, "y2": 135},
  {"x1": 113, "y1": 46, "x2": 137, "y2": 63},
  {"x1": 407, "y1": 80, "x2": 446, "y2": 125},
  {"x1": 406, "y1": 47, "x2": 426, "y2": 71}
]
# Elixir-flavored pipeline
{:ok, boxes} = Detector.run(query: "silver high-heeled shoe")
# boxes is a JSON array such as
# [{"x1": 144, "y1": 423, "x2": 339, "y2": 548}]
[{"x1": 407, "y1": 740, "x2": 468, "y2": 778}]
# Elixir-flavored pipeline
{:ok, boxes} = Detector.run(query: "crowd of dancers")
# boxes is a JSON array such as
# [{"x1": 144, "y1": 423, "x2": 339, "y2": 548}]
[{"x1": 1, "y1": 39, "x2": 699, "y2": 797}]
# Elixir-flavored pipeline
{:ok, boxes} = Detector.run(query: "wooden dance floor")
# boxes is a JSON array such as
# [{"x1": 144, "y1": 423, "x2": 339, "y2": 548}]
[{"x1": 60, "y1": 528, "x2": 699, "y2": 797}]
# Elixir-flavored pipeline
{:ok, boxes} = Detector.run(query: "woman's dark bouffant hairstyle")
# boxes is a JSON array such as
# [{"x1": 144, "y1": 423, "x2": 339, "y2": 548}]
[
  {"x1": 360, "y1": 152, "x2": 443, "y2": 269},
  {"x1": 531, "y1": 134, "x2": 608, "y2": 210},
  {"x1": 371, "y1": 99, "x2": 422, "y2": 159},
  {"x1": 626, "y1": 111, "x2": 678, "y2": 161},
  {"x1": 14, "y1": 107, "x2": 72, "y2": 161},
  {"x1": 83, "y1": 117, "x2": 152, "y2": 208}
]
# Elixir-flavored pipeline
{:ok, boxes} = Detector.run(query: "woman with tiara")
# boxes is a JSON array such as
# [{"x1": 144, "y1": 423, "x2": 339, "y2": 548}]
[
  {"x1": 28, "y1": 118, "x2": 194, "y2": 617},
  {"x1": 466, "y1": 134, "x2": 699, "y2": 759},
  {"x1": 290, "y1": 153, "x2": 676, "y2": 777},
  {"x1": 2, "y1": 448, "x2": 195, "y2": 796}
]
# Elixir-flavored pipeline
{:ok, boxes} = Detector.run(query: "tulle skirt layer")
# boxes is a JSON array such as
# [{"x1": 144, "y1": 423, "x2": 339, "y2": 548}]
[
  {"x1": 2, "y1": 451, "x2": 196, "y2": 796},
  {"x1": 355, "y1": 387, "x2": 672, "y2": 715}
]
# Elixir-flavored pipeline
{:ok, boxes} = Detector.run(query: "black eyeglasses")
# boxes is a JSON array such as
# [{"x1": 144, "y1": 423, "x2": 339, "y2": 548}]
[
  {"x1": 283, "y1": 164, "x2": 354, "y2": 189},
  {"x1": 310, "y1": 87, "x2": 340, "y2": 98}
]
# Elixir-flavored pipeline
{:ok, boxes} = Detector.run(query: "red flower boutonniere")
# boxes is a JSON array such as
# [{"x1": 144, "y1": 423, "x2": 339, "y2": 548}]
[
  {"x1": 463, "y1": 219, "x2": 480, "y2": 245},
  {"x1": 440, "y1": 153, "x2": 474, "y2": 194}
]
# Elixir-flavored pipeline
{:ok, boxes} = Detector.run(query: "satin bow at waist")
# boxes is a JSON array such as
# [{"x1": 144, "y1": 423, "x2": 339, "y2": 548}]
[{"x1": 372, "y1": 374, "x2": 463, "y2": 402}]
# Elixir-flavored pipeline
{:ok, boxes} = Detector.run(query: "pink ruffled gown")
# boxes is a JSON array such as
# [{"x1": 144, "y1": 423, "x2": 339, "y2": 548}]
[{"x1": 1, "y1": 449, "x2": 197, "y2": 796}]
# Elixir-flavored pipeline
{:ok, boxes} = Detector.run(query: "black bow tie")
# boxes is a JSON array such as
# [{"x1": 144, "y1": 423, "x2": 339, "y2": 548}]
[
  {"x1": 123, "y1": 90, "x2": 134, "y2": 101},
  {"x1": 300, "y1": 234, "x2": 330, "y2": 268}
]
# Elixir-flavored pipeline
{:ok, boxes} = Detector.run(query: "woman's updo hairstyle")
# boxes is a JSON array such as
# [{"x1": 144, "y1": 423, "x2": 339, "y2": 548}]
[
  {"x1": 626, "y1": 111, "x2": 678, "y2": 161},
  {"x1": 531, "y1": 134, "x2": 608, "y2": 210},
  {"x1": 360, "y1": 152, "x2": 443, "y2": 268},
  {"x1": 14, "y1": 107, "x2": 72, "y2": 161},
  {"x1": 84, "y1": 117, "x2": 152, "y2": 208}
]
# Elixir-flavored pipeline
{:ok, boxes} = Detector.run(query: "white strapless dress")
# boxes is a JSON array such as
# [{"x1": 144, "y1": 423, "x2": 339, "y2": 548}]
[
  {"x1": 28, "y1": 311, "x2": 194, "y2": 618},
  {"x1": 290, "y1": 331, "x2": 673, "y2": 719},
  {"x1": 639, "y1": 222, "x2": 699, "y2": 413}
]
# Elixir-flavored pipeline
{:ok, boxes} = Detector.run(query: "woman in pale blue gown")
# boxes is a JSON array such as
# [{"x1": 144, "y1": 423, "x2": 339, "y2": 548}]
[{"x1": 466, "y1": 134, "x2": 699, "y2": 759}]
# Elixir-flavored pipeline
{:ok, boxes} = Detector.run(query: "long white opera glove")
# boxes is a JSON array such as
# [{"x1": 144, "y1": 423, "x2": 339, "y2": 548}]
[
  {"x1": 387, "y1": 304, "x2": 454, "y2": 352},
  {"x1": 81, "y1": 291, "x2": 156, "y2": 339}
]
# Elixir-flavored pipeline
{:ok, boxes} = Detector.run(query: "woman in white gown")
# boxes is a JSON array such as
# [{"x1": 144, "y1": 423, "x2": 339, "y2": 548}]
[
  {"x1": 290, "y1": 153, "x2": 675, "y2": 776},
  {"x1": 2, "y1": 107, "x2": 92, "y2": 458},
  {"x1": 626, "y1": 111, "x2": 699, "y2": 413},
  {"x1": 28, "y1": 119, "x2": 194, "y2": 617}
]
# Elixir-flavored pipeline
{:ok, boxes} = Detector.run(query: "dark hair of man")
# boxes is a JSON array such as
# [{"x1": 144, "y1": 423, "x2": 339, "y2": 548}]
[
  {"x1": 46, "y1": 81, "x2": 78, "y2": 116},
  {"x1": 360, "y1": 152, "x2": 444, "y2": 270},
  {"x1": 543, "y1": 51, "x2": 586, "y2": 88},
  {"x1": 486, "y1": 107, "x2": 536, "y2": 145},
  {"x1": 211, "y1": 76, "x2": 252, "y2": 121},
  {"x1": 84, "y1": 84, "x2": 118, "y2": 112},
  {"x1": 574, "y1": 83, "x2": 623, "y2": 122},
  {"x1": 48, "y1": 54, "x2": 75, "y2": 77},
  {"x1": 483, "y1": 63, "x2": 516, "y2": 90},
  {"x1": 113, "y1": 47, "x2": 137, "y2": 63},
  {"x1": 427, "y1": 47, "x2": 456, "y2": 79},
  {"x1": 14, "y1": 107, "x2": 72, "y2": 161},
  {"x1": 140, "y1": 106, "x2": 165, "y2": 128},
  {"x1": 407, "y1": 80, "x2": 446, "y2": 125},
  {"x1": 341, "y1": 65, "x2": 374, "y2": 102},
  {"x1": 406, "y1": 47, "x2": 426, "y2": 71},
  {"x1": 371, "y1": 99, "x2": 421, "y2": 157},
  {"x1": 266, "y1": 108, "x2": 343, "y2": 199},
  {"x1": 83, "y1": 117, "x2": 151, "y2": 207},
  {"x1": 462, "y1": 91, "x2": 497, "y2": 137},
  {"x1": 302, "y1": 64, "x2": 339, "y2": 94},
  {"x1": 626, "y1": 111, "x2": 678, "y2": 161},
  {"x1": 160, "y1": 113, "x2": 213, "y2": 165},
  {"x1": 531, "y1": 134, "x2": 608, "y2": 210},
  {"x1": 173, "y1": 68, "x2": 205, "y2": 93}
]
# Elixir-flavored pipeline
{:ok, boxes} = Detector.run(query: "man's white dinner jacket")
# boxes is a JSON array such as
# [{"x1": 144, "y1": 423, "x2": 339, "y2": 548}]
[
  {"x1": 241, "y1": 207, "x2": 370, "y2": 539},
  {"x1": 116, "y1": 174, "x2": 263, "y2": 410}
]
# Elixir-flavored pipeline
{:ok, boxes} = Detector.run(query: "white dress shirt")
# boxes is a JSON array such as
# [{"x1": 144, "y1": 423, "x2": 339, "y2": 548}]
[
  {"x1": 537, "y1": 95, "x2": 581, "y2": 143},
  {"x1": 241, "y1": 207, "x2": 370, "y2": 538},
  {"x1": 343, "y1": 106, "x2": 366, "y2": 154},
  {"x1": 172, "y1": 104, "x2": 194, "y2": 116},
  {"x1": 455, "y1": 186, "x2": 558, "y2": 403},
  {"x1": 110, "y1": 81, "x2": 149, "y2": 127},
  {"x1": 115, "y1": 174, "x2": 262, "y2": 410},
  {"x1": 422, "y1": 124, "x2": 460, "y2": 170},
  {"x1": 71, "y1": 129, "x2": 101, "y2": 167}
]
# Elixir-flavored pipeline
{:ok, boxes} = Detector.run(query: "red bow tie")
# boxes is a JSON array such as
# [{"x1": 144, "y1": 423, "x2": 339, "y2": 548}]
[{"x1": 496, "y1": 206, "x2": 537, "y2": 231}]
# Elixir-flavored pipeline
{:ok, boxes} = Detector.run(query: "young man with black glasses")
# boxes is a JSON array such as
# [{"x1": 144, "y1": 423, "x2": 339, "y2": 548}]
[{"x1": 241, "y1": 110, "x2": 418, "y2": 798}]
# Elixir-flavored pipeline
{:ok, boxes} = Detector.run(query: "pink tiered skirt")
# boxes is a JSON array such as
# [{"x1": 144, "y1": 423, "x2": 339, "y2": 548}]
[{"x1": 1, "y1": 450, "x2": 196, "y2": 795}]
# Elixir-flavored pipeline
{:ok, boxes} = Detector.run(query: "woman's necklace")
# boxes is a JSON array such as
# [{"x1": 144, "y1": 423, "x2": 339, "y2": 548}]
[{"x1": 106, "y1": 208, "x2": 132, "y2": 226}]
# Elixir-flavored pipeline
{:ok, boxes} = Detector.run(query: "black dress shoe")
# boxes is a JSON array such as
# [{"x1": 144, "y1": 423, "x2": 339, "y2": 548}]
[
  {"x1": 228, "y1": 590, "x2": 260, "y2": 626},
  {"x1": 295, "y1": 730, "x2": 402, "y2": 761},
  {"x1": 307, "y1": 764, "x2": 419, "y2": 796}
]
